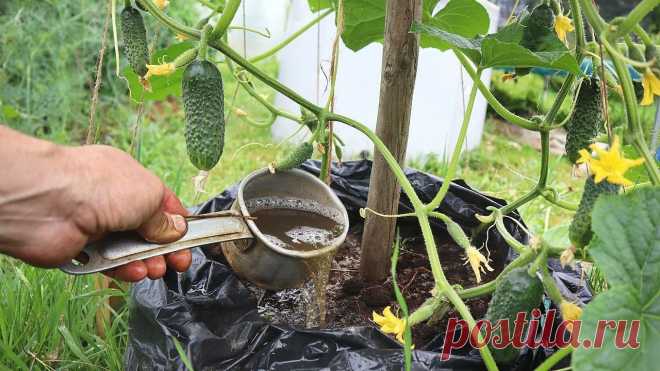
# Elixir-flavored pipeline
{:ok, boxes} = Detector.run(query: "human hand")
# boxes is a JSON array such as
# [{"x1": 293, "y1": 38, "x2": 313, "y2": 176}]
[{"x1": 0, "y1": 127, "x2": 192, "y2": 281}]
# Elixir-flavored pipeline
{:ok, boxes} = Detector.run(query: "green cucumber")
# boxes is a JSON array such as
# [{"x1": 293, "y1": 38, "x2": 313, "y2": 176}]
[
  {"x1": 515, "y1": 4, "x2": 555, "y2": 76},
  {"x1": 484, "y1": 266, "x2": 544, "y2": 364},
  {"x1": 275, "y1": 142, "x2": 314, "y2": 171},
  {"x1": 569, "y1": 176, "x2": 619, "y2": 249},
  {"x1": 120, "y1": 6, "x2": 149, "y2": 77},
  {"x1": 565, "y1": 78, "x2": 603, "y2": 163},
  {"x1": 182, "y1": 60, "x2": 225, "y2": 171}
]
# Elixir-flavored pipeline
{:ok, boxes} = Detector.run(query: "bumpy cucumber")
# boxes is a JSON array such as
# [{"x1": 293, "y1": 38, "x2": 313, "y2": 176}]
[
  {"x1": 275, "y1": 142, "x2": 313, "y2": 171},
  {"x1": 565, "y1": 78, "x2": 603, "y2": 163},
  {"x1": 569, "y1": 176, "x2": 619, "y2": 249},
  {"x1": 484, "y1": 266, "x2": 544, "y2": 364},
  {"x1": 120, "y1": 6, "x2": 149, "y2": 77},
  {"x1": 516, "y1": 4, "x2": 555, "y2": 76},
  {"x1": 182, "y1": 60, "x2": 225, "y2": 171}
]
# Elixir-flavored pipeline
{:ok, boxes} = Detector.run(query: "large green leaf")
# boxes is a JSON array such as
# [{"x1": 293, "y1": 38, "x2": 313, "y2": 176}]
[
  {"x1": 572, "y1": 187, "x2": 660, "y2": 371},
  {"x1": 419, "y1": 0, "x2": 489, "y2": 50},
  {"x1": 124, "y1": 41, "x2": 195, "y2": 102},
  {"x1": 340, "y1": 0, "x2": 488, "y2": 52},
  {"x1": 340, "y1": 0, "x2": 386, "y2": 51}
]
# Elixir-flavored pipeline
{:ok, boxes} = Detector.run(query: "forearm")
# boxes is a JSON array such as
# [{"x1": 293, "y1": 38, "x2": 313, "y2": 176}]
[
  {"x1": 0, "y1": 126, "x2": 82, "y2": 258},
  {"x1": 0, "y1": 125, "x2": 191, "y2": 277}
]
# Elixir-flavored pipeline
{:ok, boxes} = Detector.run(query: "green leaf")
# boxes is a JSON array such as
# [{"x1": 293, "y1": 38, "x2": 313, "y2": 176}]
[
  {"x1": 1, "y1": 104, "x2": 20, "y2": 119},
  {"x1": 572, "y1": 187, "x2": 660, "y2": 371},
  {"x1": 412, "y1": 22, "x2": 482, "y2": 64},
  {"x1": 307, "y1": 0, "x2": 333, "y2": 12},
  {"x1": 124, "y1": 41, "x2": 195, "y2": 102},
  {"x1": 416, "y1": 14, "x2": 579, "y2": 74},
  {"x1": 341, "y1": 0, "x2": 488, "y2": 52},
  {"x1": 480, "y1": 32, "x2": 580, "y2": 73},
  {"x1": 419, "y1": 0, "x2": 489, "y2": 50},
  {"x1": 340, "y1": 0, "x2": 386, "y2": 51}
]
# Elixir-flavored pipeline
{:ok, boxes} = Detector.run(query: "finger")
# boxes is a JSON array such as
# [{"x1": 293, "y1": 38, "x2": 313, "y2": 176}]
[
  {"x1": 105, "y1": 261, "x2": 148, "y2": 282},
  {"x1": 162, "y1": 186, "x2": 189, "y2": 216},
  {"x1": 165, "y1": 249, "x2": 193, "y2": 272},
  {"x1": 137, "y1": 211, "x2": 187, "y2": 244},
  {"x1": 143, "y1": 256, "x2": 167, "y2": 280}
]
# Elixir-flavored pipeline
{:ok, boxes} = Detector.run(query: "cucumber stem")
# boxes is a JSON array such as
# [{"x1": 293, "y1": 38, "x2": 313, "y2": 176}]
[
  {"x1": 426, "y1": 73, "x2": 480, "y2": 211},
  {"x1": 199, "y1": 25, "x2": 211, "y2": 61},
  {"x1": 250, "y1": 9, "x2": 333, "y2": 63},
  {"x1": 210, "y1": 0, "x2": 241, "y2": 41},
  {"x1": 541, "y1": 265, "x2": 565, "y2": 305}
]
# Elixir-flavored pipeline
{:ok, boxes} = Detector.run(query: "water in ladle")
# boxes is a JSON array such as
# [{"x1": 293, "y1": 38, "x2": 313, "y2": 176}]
[{"x1": 246, "y1": 197, "x2": 343, "y2": 327}]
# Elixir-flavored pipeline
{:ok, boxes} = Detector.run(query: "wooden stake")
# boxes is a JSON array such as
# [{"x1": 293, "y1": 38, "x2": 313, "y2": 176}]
[{"x1": 360, "y1": 0, "x2": 421, "y2": 282}]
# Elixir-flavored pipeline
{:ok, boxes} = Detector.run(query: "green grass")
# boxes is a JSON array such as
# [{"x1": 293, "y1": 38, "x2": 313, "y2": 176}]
[{"x1": 0, "y1": 261, "x2": 128, "y2": 370}]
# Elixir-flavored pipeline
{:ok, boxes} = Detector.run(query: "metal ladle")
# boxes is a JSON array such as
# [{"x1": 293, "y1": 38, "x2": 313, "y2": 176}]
[{"x1": 60, "y1": 168, "x2": 349, "y2": 290}]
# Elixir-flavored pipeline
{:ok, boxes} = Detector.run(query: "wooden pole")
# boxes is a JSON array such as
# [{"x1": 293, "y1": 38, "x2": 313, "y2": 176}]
[{"x1": 360, "y1": 0, "x2": 421, "y2": 282}]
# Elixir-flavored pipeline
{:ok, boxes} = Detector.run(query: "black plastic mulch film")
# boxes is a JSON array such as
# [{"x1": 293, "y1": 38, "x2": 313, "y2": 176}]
[{"x1": 125, "y1": 160, "x2": 591, "y2": 371}]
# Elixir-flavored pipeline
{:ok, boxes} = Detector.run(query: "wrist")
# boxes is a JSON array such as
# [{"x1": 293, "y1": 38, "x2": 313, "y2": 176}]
[{"x1": 58, "y1": 145, "x2": 103, "y2": 233}]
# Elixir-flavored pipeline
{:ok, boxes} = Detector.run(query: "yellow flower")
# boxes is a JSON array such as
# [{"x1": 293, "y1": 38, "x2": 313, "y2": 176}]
[
  {"x1": 372, "y1": 306, "x2": 406, "y2": 343},
  {"x1": 560, "y1": 301, "x2": 582, "y2": 333},
  {"x1": 576, "y1": 135, "x2": 644, "y2": 187},
  {"x1": 145, "y1": 63, "x2": 175, "y2": 80},
  {"x1": 175, "y1": 33, "x2": 189, "y2": 42},
  {"x1": 154, "y1": 0, "x2": 169, "y2": 10},
  {"x1": 464, "y1": 246, "x2": 494, "y2": 283},
  {"x1": 641, "y1": 69, "x2": 660, "y2": 106},
  {"x1": 554, "y1": 15, "x2": 575, "y2": 43}
]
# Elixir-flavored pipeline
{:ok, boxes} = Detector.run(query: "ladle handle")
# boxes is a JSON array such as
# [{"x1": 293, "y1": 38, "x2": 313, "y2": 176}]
[{"x1": 59, "y1": 212, "x2": 253, "y2": 275}]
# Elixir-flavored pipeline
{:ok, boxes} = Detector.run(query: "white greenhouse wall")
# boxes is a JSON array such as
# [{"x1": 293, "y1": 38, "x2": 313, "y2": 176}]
[{"x1": 230, "y1": 1, "x2": 500, "y2": 160}]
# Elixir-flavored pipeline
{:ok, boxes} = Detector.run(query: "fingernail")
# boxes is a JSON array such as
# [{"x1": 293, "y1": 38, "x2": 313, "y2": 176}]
[{"x1": 172, "y1": 214, "x2": 187, "y2": 234}]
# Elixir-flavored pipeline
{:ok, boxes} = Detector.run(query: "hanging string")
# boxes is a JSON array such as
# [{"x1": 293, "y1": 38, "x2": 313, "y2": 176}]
[
  {"x1": 315, "y1": 0, "x2": 321, "y2": 104},
  {"x1": 87, "y1": 0, "x2": 111, "y2": 145},
  {"x1": 242, "y1": 0, "x2": 247, "y2": 57},
  {"x1": 458, "y1": 53, "x2": 468, "y2": 157}
]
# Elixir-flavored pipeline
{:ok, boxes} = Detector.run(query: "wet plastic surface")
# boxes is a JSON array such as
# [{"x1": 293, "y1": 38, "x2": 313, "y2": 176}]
[{"x1": 125, "y1": 160, "x2": 591, "y2": 370}]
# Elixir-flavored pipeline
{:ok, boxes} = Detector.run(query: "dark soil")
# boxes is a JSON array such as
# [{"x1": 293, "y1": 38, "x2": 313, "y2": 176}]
[{"x1": 254, "y1": 224, "x2": 507, "y2": 348}]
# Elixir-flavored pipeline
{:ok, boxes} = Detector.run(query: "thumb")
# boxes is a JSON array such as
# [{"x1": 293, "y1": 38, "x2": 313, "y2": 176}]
[{"x1": 137, "y1": 211, "x2": 188, "y2": 244}]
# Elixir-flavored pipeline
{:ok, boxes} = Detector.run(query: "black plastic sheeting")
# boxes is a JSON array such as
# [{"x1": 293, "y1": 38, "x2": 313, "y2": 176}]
[{"x1": 125, "y1": 160, "x2": 592, "y2": 371}]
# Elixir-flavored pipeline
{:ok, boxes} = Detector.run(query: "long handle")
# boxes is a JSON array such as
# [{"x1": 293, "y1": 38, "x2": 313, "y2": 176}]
[{"x1": 60, "y1": 211, "x2": 253, "y2": 275}]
